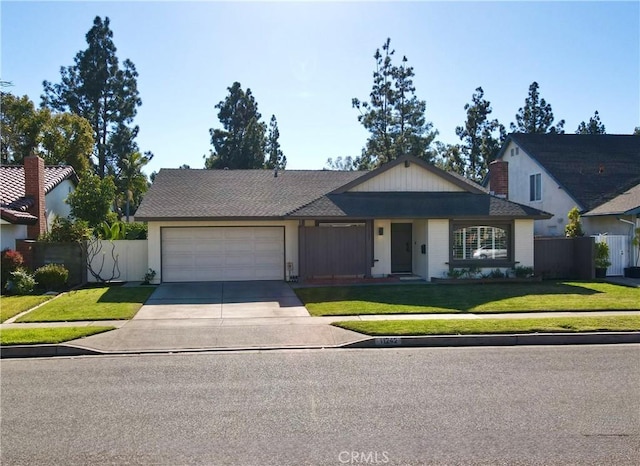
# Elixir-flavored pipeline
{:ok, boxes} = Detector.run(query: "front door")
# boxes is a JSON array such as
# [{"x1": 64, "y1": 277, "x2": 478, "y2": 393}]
[{"x1": 391, "y1": 223, "x2": 412, "y2": 273}]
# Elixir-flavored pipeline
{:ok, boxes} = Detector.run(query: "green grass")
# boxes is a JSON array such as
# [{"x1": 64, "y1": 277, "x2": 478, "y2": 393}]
[
  {"x1": 333, "y1": 315, "x2": 640, "y2": 336},
  {"x1": 0, "y1": 295, "x2": 52, "y2": 322},
  {"x1": 0, "y1": 326, "x2": 115, "y2": 345},
  {"x1": 296, "y1": 282, "x2": 640, "y2": 316},
  {"x1": 16, "y1": 286, "x2": 155, "y2": 322}
]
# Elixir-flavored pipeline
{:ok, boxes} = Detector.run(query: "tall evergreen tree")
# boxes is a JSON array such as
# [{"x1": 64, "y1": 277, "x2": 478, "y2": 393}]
[
  {"x1": 353, "y1": 38, "x2": 437, "y2": 168},
  {"x1": 265, "y1": 115, "x2": 286, "y2": 169},
  {"x1": 205, "y1": 82, "x2": 266, "y2": 169},
  {"x1": 42, "y1": 16, "x2": 142, "y2": 179},
  {"x1": 455, "y1": 87, "x2": 505, "y2": 182},
  {"x1": 510, "y1": 81, "x2": 565, "y2": 134},
  {"x1": 576, "y1": 111, "x2": 606, "y2": 134}
]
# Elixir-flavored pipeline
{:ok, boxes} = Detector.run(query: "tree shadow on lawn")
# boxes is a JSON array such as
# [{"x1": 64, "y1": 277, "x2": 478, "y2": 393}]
[
  {"x1": 296, "y1": 282, "x2": 602, "y2": 312},
  {"x1": 95, "y1": 286, "x2": 155, "y2": 304}
]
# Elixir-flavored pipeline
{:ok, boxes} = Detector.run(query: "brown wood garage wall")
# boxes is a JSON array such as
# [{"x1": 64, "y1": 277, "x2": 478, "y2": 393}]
[{"x1": 298, "y1": 223, "x2": 372, "y2": 279}]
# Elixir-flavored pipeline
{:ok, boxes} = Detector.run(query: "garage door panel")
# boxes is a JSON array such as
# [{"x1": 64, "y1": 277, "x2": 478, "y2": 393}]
[{"x1": 162, "y1": 227, "x2": 284, "y2": 282}]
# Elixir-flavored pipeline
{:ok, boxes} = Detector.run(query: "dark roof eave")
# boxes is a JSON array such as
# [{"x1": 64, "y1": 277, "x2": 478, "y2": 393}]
[{"x1": 139, "y1": 215, "x2": 290, "y2": 222}]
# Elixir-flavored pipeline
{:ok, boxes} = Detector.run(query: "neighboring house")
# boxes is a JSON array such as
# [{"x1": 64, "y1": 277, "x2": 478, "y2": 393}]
[
  {"x1": 0, "y1": 156, "x2": 78, "y2": 251},
  {"x1": 136, "y1": 155, "x2": 549, "y2": 283},
  {"x1": 487, "y1": 134, "x2": 640, "y2": 237}
]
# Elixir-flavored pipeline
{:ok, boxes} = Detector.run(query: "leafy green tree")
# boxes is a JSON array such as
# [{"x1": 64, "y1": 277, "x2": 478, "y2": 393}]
[
  {"x1": 205, "y1": 82, "x2": 267, "y2": 169},
  {"x1": 66, "y1": 171, "x2": 117, "y2": 229},
  {"x1": 455, "y1": 87, "x2": 506, "y2": 181},
  {"x1": 634, "y1": 127, "x2": 640, "y2": 135},
  {"x1": 116, "y1": 151, "x2": 151, "y2": 222},
  {"x1": 42, "y1": 16, "x2": 142, "y2": 179},
  {"x1": 40, "y1": 112, "x2": 93, "y2": 174},
  {"x1": 510, "y1": 82, "x2": 565, "y2": 134},
  {"x1": 353, "y1": 38, "x2": 437, "y2": 168},
  {"x1": 1, "y1": 92, "x2": 93, "y2": 173},
  {"x1": 565, "y1": 207, "x2": 584, "y2": 238},
  {"x1": 265, "y1": 115, "x2": 286, "y2": 169},
  {"x1": 0, "y1": 92, "x2": 47, "y2": 164},
  {"x1": 576, "y1": 111, "x2": 606, "y2": 134}
]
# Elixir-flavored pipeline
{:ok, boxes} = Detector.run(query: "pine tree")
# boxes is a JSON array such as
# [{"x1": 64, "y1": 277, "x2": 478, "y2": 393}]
[
  {"x1": 265, "y1": 115, "x2": 286, "y2": 169},
  {"x1": 353, "y1": 38, "x2": 437, "y2": 168},
  {"x1": 42, "y1": 16, "x2": 142, "y2": 179},
  {"x1": 576, "y1": 111, "x2": 606, "y2": 134},
  {"x1": 205, "y1": 82, "x2": 267, "y2": 169},
  {"x1": 456, "y1": 87, "x2": 505, "y2": 182},
  {"x1": 510, "y1": 82, "x2": 565, "y2": 134}
]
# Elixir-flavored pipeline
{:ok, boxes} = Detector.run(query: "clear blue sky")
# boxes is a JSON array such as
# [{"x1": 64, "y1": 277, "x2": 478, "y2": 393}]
[{"x1": 2, "y1": 1, "x2": 639, "y2": 176}]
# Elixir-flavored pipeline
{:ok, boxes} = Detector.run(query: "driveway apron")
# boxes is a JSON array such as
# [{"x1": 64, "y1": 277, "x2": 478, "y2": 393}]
[{"x1": 133, "y1": 281, "x2": 310, "y2": 319}]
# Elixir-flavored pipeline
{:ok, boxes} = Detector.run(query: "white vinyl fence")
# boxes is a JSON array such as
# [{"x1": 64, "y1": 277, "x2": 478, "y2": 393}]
[
  {"x1": 593, "y1": 235, "x2": 627, "y2": 277},
  {"x1": 87, "y1": 240, "x2": 148, "y2": 283}
]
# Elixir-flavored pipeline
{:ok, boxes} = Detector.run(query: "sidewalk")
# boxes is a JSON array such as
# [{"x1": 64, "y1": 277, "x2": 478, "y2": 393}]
[{"x1": 2, "y1": 310, "x2": 639, "y2": 358}]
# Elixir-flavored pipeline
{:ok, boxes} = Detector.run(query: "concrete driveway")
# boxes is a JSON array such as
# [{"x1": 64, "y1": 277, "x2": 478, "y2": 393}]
[{"x1": 133, "y1": 281, "x2": 310, "y2": 319}]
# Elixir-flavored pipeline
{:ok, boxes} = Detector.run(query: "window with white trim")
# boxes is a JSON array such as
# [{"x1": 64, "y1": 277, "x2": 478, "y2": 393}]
[
  {"x1": 530, "y1": 173, "x2": 541, "y2": 201},
  {"x1": 451, "y1": 224, "x2": 510, "y2": 262}
]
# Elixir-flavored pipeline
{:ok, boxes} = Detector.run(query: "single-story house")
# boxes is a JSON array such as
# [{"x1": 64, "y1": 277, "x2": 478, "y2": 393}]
[
  {"x1": 135, "y1": 155, "x2": 551, "y2": 283},
  {"x1": 0, "y1": 155, "x2": 78, "y2": 251}
]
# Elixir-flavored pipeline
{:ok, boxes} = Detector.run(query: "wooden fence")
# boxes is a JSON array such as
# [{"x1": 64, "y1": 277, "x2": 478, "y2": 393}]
[{"x1": 534, "y1": 236, "x2": 594, "y2": 280}]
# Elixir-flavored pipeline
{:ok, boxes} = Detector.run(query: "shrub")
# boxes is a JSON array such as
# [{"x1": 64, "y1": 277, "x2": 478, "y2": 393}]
[
  {"x1": 40, "y1": 217, "x2": 92, "y2": 243},
  {"x1": 513, "y1": 266, "x2": 534, "y2": 278},
  {"x1": 6, "y1": 269, "x2": 36, "y2": 295},
  {"x1": 34, "y1": 264, "x2": 69, "y2": 291},
  {"x1": 488, "y1": 268, "x2": 505, "y2": 279},
  {"x1": 595, "y1": 241, "x2": 611, "y2": 269},
  {"x1": 565, "y1": 207, "x2": 584, "y2": 237},
  {"x1": 1, "y1": 249, "x2": 24, "y2": 287},
  {"x1": 126, "y1": 222, "x2": 148, "y2": 240}
]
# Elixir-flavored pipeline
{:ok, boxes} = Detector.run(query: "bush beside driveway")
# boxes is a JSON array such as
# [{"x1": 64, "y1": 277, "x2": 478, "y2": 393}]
[{"x1": 296, "y1": 282, "x2": 640, "y2": 316}]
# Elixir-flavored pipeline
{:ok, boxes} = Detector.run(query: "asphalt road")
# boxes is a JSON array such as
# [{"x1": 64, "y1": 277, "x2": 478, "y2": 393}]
[{"x1": 2, "y1": 345, "x2": 639, "y2": 465}]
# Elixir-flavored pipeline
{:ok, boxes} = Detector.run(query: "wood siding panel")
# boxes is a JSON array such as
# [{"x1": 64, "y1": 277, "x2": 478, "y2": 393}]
[
  {"x1": 349, "y1": 164, "x2": 464, "y2": 192},
  {"x1": 299, "y1": 226, "x2": 367, "y2": 278}
]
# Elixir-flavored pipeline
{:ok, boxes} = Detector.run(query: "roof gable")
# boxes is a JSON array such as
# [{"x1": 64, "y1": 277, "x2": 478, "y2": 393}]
[
  {"x1": 498, "y1": 134, "x2": 640, "y2": 211},
  {"x1": 334, "y1": 155, "x2": 485, "y2": 194}
]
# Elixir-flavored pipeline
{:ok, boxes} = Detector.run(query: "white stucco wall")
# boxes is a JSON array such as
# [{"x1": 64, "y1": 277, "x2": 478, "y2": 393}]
[
  {"x1": 371, "y1": 219, "x2": 391, "y2": 277},
  {"x1": 0, "y1": 221, "x2": 27, "y2": 251},
  {"x1": 498, "y1": 140, "x2": 579, "y2": 236},
  {"x1": 427, "y1": 219, "x2": 449, "y2": 279},
  {"x1": 514, "y1": 219, "x2": 534, "y2": 268},
  {"x1": 147, "y1": 220, "x2": 299, "y2": 283},
  {"x1": 412, "y1": 220, "x2": 428, "y2": 278},
  {"x1": 582, "y1": 215, "x2": 636, "y2": 236},
  {"x1": 349, "y1": 163, "x2": 464, "y2": 192},
  {"x1": 45, "y1": 180, "x2": 74, "y2": 229}
]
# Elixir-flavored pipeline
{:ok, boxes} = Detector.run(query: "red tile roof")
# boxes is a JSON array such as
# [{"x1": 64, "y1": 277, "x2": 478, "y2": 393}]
[{"x1": 0, "y1": 165, "x2": 77, "y2": 224}]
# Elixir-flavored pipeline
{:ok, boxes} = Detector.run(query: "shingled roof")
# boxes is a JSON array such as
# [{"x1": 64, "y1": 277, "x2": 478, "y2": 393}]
[
  {"x1": 0, "y1": 165, "x2": 77, "y2": 224},
  {"x1": 135, "y1": 168, "x2": 364, "y2": 220},
  {"x1": 136, "y1": 155, "x2": 549, "y2": 221},
  {"x1": 502, "y1": 134, "x2": 640, "y2": 212},
  {"x1": 288, "y1": 192, "x2": 551, "y2": 219}
]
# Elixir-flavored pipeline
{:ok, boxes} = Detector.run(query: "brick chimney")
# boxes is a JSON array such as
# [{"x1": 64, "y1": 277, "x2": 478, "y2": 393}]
[
  {"x1": 24, "y1": 155, "x2": 46, "y2": 239},
  {"x1": 489, "y1": 160, "x2": 509, "y2": 199}
]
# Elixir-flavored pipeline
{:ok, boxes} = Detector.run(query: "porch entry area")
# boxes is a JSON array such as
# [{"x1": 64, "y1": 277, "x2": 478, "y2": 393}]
[
  {"x1": 298, "y1": 222, "x2": 373, "y2": 279},
  {"x1": 391, "y1": 223, "x2": 413, "y2": 273}
]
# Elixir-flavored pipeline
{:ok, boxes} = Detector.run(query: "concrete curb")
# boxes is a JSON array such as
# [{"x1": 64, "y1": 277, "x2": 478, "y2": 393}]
[
  {"x1": 0, "y1": 343, "x2": 102, "y2": 358},
  {"x1": 343, "y1": 332, "x2": 640, "y2": 348},
  {"x1": 1, "y1": 332, "x2": 639, "y2": 358}
]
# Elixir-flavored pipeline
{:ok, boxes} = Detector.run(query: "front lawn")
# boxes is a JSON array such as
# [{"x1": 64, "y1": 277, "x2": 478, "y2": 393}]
[
  {"x1": 296, "y1": 282, "x2": 640, "y2": 316},
  {"x1": 0, "y1": 326, "x2": 115, "y2": 345},
  {"x1": 333, "y1": 315, "x2": 640, "y2": 336},
  {"x1": 16, "y1": 286, "x2": 155, "y2": 322},
  {"x1": 0, "y1": 295, "x2": 52, "y2": 322}
]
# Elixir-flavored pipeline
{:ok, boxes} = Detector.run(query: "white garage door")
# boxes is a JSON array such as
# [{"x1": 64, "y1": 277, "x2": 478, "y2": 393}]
[{"x1": 161, "y1": 227, "x2": 284, "y2": 282}]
